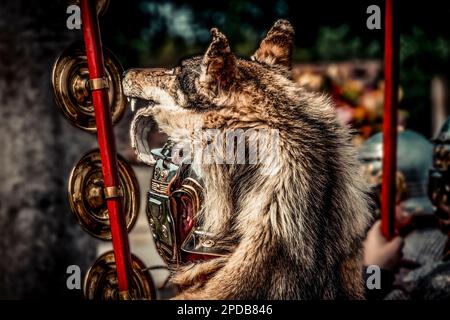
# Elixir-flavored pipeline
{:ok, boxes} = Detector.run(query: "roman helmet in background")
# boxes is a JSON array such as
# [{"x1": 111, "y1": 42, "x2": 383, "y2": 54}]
[
  {"x1": 429, "y1": 117, "x2": 450, "y2": 234},
  {"x1": 359, "y1": 129, "x2": 435, "y2": 233}
]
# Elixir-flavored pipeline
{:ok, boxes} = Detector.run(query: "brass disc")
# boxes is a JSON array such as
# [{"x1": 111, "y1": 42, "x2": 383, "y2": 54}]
[
  {"x1": 52, "y1": 43, "x2": 125, "y2": 133},
  {"x1": 69, "y1": 0, "x2": 110, "y2": 17},
  {"x1": 84, "y1": 250, "x2": 156, "y2": 300},
  {"x1": 68, "y1": 149, "x2": 139, "y2": 240}
]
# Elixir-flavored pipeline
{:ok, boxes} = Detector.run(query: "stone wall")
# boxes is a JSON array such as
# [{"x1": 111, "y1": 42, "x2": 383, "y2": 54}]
[{"x1": 0, "y1": 1, "x2": 97, "y2": 299}]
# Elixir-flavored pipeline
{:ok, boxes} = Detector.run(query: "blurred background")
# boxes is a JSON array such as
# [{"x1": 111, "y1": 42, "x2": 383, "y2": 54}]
[{"x1": 0, "y1": 0, "x2": 449, "y2": 299}]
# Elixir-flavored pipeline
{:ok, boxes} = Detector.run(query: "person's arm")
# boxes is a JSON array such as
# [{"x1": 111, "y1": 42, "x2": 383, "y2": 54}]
[{"x1": 363, "y1": 220, "x2": 404, "y2": 299}]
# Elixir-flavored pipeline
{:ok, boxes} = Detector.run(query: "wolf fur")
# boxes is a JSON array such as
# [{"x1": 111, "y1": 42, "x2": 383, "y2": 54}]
[{"x1": 123, "y1": 20, "x2": 371, "y2": 299}]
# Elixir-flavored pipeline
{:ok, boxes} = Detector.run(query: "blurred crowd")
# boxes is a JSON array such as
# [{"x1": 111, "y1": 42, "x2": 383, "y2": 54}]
[
  {"x1": 292, "y1": 62, "x2": 450, "y2": 300},
  {"x1": 292, "y1": 61, "x2": 407, "y2": 145}
]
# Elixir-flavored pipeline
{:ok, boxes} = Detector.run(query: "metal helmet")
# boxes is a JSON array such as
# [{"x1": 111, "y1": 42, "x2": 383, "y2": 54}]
[
  {"x1": 359, "y1": 129, "x2": 433, "y2": 216},
  {"x1": 147, "y1": 142, "x2": 227, "y2": 265},
  {"x1": 429, "y1": 117, "x2": 450, "y2": 224}
]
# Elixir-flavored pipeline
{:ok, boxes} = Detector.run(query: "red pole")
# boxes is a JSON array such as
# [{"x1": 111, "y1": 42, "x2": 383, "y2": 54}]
[
  {"x1": 80, "y1": 0, "x2": 133, "y2": 298},
  {"x1": 381, "y1": 0, "x2": 399, "y2": 240}
]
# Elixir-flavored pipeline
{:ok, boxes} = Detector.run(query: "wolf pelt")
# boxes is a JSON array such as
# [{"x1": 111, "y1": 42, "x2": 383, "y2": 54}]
[{"x1": 123, "y1": 20, "x2": 371, "y2": 299}]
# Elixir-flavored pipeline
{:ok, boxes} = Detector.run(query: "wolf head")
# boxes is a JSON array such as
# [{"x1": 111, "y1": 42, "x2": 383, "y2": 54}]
[{"x1": 122, "y1": 19, "x2": 296, "y2": 140}]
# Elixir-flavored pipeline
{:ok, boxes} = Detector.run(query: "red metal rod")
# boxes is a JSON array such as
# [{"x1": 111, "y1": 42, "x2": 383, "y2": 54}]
[
  {"x1": 381, "y1": 0, "x2": 399, "y2": 240},
  {"x1": 80, "y1": 0, "x2": 133, "y2": 296}
]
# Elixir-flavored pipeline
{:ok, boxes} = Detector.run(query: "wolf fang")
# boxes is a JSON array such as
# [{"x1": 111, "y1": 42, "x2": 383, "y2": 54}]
[{"x1": 177, "y1": 304, "x2": 211, "y2": 318}]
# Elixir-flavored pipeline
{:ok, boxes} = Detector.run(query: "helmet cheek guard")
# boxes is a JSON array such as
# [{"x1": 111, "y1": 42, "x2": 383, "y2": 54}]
[{"x1": 146, "y1": 143, "x2": 228, "y2": 265}]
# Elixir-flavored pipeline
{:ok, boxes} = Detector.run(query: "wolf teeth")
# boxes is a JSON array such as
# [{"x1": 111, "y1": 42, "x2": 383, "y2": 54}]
[
  {"x1": 127, "y1": 97, "x2": 130, "y2": 102},
  {"x1": 130, "y1": 98, "x2": 137, "y2": 112}
]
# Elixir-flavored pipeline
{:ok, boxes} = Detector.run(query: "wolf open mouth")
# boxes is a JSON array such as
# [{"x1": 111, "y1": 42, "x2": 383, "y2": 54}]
[{"x1": 127, "y1": 96, "x2": 161, "y2": 166}]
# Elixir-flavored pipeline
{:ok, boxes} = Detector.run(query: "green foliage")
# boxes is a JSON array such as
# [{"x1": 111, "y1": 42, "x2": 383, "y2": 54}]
[
  {"x1": 314, "y1": 25, "x2": 381, "y2": 61},
  {"x1": 399, "y1": 28, "x2": 450, "y2": 135},
  {"x1": 400, "y1": 27, "x2": 450, "y2": 72}
]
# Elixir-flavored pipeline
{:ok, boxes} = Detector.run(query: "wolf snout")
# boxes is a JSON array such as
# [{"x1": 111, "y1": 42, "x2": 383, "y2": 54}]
[
  {"x1": 122, "y1": 68, "x2": 148, "y2": 98},
  {"x1": 123, "y1": 67, "x2": 168, "y2": 79}
]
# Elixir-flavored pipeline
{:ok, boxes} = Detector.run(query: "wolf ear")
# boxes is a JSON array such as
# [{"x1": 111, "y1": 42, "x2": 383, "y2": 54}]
[
  {"x1": 199, "y1": 28, "x2": 236, "y2": 94},
  {"x1": 251, "y1": 19, "x2": 295, "y2": 68}
]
